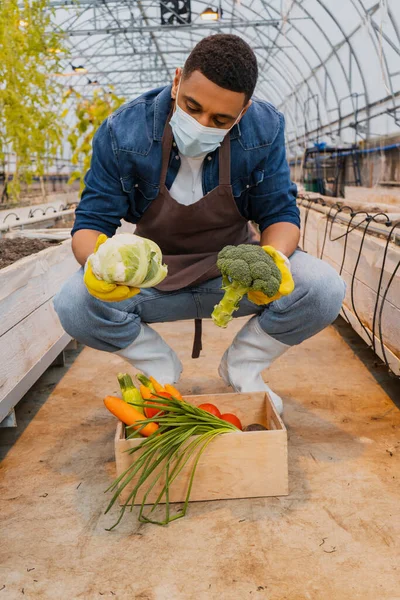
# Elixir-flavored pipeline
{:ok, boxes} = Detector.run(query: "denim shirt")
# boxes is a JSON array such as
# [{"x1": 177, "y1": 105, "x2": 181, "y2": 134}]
[{"x1": 72, "y1": 85, "x2": 299, "y2": 237}]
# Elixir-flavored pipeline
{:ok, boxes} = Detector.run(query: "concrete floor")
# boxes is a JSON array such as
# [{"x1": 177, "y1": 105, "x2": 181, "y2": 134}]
[{"x1": 1, "y1": 318, "x2": 399, "y2": 600}]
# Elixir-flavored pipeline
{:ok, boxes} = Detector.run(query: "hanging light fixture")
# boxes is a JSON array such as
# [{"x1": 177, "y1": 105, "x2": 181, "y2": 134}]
[
  {"x1": 200, "y1": 7, "x2": 220, "y2": 21},
  {"x1": 71, "y1": 64, "x2": 88, "y2": 74}
]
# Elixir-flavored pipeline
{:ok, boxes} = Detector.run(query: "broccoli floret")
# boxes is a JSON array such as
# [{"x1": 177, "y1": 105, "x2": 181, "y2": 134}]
[{"x1": 212, "y1": 244, "x2": 282, "y2": 328}]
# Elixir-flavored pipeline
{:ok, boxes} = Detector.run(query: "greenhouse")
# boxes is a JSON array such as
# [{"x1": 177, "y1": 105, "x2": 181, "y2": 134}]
[{"x1": 1, "y1": 1, "x2": 399, "y2": 597}]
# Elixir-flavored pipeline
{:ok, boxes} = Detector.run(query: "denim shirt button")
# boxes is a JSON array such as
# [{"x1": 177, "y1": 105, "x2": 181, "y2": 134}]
[
  {"x1": 135, "y1": 184, "x2": 139, "y2": 188},
  {"x1": 207, "y1": 156, "x2": 212, "y2": 161},
  {"x1": 175, "y1": 155, "x2": 180, "y2": 160}
]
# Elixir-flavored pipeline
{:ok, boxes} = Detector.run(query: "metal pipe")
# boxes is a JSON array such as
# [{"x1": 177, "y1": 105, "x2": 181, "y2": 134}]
[
  {"x1": 69, "y1": 45, "x2": 293, "y2": 60},
  {"x1": 297, "y1": 195, "x2": 400, "y2": 244},
  {"x1": 0, "y1": 209, "x2": 74, "y2": 233},
  {"x1": 63, "y1": 17, "x2": 311, "y2": 36},
  {"x1": 289, "y1": 142, "x2": 400, "y2": 165}
]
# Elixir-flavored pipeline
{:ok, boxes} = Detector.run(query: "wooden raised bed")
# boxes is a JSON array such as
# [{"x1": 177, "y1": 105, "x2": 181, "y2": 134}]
[
  {"x1": 115, "y1": 392, "x2": 288, "y2": 505},
  {"x1": 0, "y1": 239, "x2": 79, "y2": 423},
  {"x1": 299, "y1": 203, "x2": 400, "y2": 376}
]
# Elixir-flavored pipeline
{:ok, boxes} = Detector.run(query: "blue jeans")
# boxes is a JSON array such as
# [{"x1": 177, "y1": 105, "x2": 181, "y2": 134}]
[{"x1": 54, "y1": 250, "x2": 345, "y2": 352}]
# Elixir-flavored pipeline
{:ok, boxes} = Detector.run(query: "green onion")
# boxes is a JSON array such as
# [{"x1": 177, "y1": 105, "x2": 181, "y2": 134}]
[{"x1": 105, "y1": 393, "x2": 239, "y2": 527}]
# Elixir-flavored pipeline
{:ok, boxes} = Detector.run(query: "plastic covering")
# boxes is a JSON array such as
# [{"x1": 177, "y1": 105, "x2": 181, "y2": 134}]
[{"x1": 53, "y1": 0, "x2": 400, "y2": 155}]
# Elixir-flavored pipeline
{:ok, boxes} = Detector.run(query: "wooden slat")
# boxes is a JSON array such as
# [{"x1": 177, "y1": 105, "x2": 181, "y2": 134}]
[
  {"x1": 299, "y1": 205, "x2": 400, "y2": 371},
  {"x1": 322, "y1": 255, "x2": 400, "y2": 357},
  {"x1": 343, "y1": 306, "x2": 400, "y2": 376},
  {"x1": 301, "y1": 206, "x2": 400, "y2": 306},
  {"x1": 0, "y1": 301, "x2": 68, "y2": 412},
  {"x1": 0, "y1": 240, "x2": 78, "y2": 337},
  {"x1": 0, "y1": 332, "x2": 71, "y2": 423}
]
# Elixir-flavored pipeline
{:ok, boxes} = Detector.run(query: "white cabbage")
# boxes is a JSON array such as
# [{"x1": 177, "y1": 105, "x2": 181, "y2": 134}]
[{"x1": 90, "y1": 233, "x2": 168, "y2": 287}]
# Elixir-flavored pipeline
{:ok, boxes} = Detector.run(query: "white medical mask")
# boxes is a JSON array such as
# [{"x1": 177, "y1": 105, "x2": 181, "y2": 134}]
[{"x1": 170, "y1": 82, "x2": 244, "y2": 158}]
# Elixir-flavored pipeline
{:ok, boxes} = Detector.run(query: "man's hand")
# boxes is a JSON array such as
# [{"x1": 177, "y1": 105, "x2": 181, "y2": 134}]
[
  {"x1": 247, "y1": 245, "x2": 294, "y2": 306},
  {"x1": 83, "y1": 234, "x2": 140, "y2": 302}
]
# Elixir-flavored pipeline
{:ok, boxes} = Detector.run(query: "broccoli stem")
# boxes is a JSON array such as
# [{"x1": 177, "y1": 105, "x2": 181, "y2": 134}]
[{"x1": 211, "y1": 281, "x2": 249, "y2": 328}]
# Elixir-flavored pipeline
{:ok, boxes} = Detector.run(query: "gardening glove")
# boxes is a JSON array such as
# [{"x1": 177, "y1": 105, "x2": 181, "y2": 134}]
[
  {"x1": 84, "y1": 234, "x2": 140, "y2": 302},
  {"x1": 247, "y1": 245, "x2": 295, "y2": 306}
]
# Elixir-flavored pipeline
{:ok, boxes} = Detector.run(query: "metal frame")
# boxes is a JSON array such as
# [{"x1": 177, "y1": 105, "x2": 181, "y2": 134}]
[{"x1": 47, "y1": 0, "x2": 400, "y2": 155}]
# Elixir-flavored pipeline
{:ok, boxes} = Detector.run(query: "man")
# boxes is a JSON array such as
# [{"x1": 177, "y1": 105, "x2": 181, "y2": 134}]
[{"x1": 55, "y1": 34, "x2": 345, "y2": 414}]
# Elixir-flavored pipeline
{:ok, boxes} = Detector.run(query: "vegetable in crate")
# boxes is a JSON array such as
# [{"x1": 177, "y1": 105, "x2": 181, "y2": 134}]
[
  {"x1": 138, "y1": 375, "x2": 183, "y2": 401},
  {"x1": 198, "y1": 403, "x2": 222, "y2": 418},
  {"x1": 84, "y1": 233, "x2": 168, "y2": 301},
  {"x1": 220, "y1": 413, "x2": 243, "y2": 430},
  {"x1": 144, "y1": 390, "x2": 172, "y2": 419},
  {"x1": 212, "y1": 244, "x2": 294, "y2": 328},
  {"x1": 243, "y1": 423, "x2": 268, "y2": 432},
  {"x1": 104, "y1": 396, "x2": 158, "y2": 437},
  {"x1": 164, "y1": 384, "x2": 183, "y2": 401},
  {"x1": 137, "y1": 374, "x2": 164, "y2": 394},
  {"x1": 117, "y1": 373, "x2": 144, "y2": 413},
  {"x1": 105, "y1": 392, "x2": 241, "y2": 528}
]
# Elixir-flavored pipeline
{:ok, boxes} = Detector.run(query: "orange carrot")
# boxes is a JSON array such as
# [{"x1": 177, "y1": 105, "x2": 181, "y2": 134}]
[
  {"x1": 164, "y1": 384, "x2": 183, "y2": 401},
  {"x1": 149, "y1": 376, "x2": 165, "y2": 393},
  {"x1": 104, "y1": 396, "x2": 158, "y2": 437},
  {"x1": 139, "y1": 385, "x2": 153, "y2": 400}
]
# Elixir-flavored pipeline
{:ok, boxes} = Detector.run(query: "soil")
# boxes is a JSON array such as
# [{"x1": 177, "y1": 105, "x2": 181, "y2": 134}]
[{"x1": 0, "y1": 237, "x2": 58, "y2": 270}]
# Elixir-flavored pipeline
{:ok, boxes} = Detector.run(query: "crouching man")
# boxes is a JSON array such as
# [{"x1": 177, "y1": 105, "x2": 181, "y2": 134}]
[{"x1": 54, "y1": 34, "x2": 345, "y2": 414}]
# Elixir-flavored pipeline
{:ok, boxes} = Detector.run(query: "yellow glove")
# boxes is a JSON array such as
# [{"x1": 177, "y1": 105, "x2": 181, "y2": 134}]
[
  {"x1": 84, "y1": 234, "x2": 140, "y2": 302},
  {"x1": 247, "y1": 245, "x2": 295, "y2": 306}
]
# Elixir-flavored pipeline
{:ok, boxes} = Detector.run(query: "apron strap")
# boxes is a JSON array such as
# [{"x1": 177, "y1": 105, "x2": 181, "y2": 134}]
[
  {"x1": 218, "y1": 132, "x2": 231, "y2": 186},
  {"x1": 192, "y1": 319, "x2": 203, "y2": 359},
  {"x1": 159, "y1": 110, "x2": 174, "y2": 188}
]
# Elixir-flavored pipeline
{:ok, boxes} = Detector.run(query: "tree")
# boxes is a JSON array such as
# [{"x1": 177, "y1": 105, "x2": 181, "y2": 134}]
[
  {"x1": 0, "y1": 0, "x2": 67, "y2": 200},
  {"x1": 66, "y1": 87, "x2": 125, "y2": 194}
]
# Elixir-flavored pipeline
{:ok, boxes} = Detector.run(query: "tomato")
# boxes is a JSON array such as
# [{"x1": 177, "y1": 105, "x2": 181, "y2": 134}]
[
  {"x1": 220, "y1": 413, "x2": 243, "y2": 430},
  {"x1": 144, "y1": 391, "x2": 172, "y2": 419},
  {"x1": 198, "y1": 403, "x2": 222, "y2": 418}
]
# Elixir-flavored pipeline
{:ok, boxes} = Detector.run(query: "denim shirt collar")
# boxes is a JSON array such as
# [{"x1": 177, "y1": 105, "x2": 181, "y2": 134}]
[{"x1": 152, "y1": 84, "x2": 241, "y2": 143}]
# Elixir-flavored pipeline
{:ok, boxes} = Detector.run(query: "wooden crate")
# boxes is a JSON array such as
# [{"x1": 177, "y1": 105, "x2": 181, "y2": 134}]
[{"x1": 114, "y1": 392, "x2": 288, "y2": 505}]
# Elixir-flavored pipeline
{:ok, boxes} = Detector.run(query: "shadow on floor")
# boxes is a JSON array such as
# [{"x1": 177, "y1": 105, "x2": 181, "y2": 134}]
[
  {"x1": 0, "y1": 344, "x2": 84, "y2": 461},
  {"x1": 333, "y1": 316, "x2": 400, "y2": 408}
]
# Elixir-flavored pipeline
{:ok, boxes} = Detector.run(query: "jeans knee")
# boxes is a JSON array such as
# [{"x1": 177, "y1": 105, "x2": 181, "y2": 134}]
[
  {"x1": 53, "y1": 273, "x2": 87, "y2": 340},
  {"x1": 54, "y1": 269, "x2": 141, "y2": 351},
  {"x1": 307, "y1": 265, "x2": 346, "y2": 327}
]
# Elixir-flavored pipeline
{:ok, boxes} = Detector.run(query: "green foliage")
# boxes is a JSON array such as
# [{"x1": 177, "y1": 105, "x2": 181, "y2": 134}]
[
  {"x1": 66, "y1": 87, "x2": 125, "y2": 194},
  {"x1": 0, "y1": 0, "x2": 67, "y2": 200}
]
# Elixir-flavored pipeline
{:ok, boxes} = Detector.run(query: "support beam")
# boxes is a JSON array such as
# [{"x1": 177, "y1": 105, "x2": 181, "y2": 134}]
[
  {"x1": 69, "y1": 45, "x2": 293, "y2": 60},
  {"x1": 0, "y1": 410, "x2": 17, "y2": 428},
  {"x1": 62, "y1": 18, "x2": 310, "y2": 37}
]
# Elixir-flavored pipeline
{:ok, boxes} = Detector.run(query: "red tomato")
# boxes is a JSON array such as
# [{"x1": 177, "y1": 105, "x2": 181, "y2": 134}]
[
  {"x1": 144, "y1": 391, "x2": 172, "y2": 419},
  {"x1": 198, "y1": 403, "x2": 222, "y2": 418},
  {"x1": 220, "y1": 413, "x2": 243, "y2": 430}
]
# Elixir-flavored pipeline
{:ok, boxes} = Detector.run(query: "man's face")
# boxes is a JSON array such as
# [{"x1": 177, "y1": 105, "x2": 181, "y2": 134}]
[{"x1": 171, "y1": 68, "x2": 251, "y2": 129}]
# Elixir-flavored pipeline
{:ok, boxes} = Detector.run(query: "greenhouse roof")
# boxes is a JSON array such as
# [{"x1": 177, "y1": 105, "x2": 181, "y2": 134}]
[{"x1": 53, "y1": 0, "x2": 400, "y2": 154}]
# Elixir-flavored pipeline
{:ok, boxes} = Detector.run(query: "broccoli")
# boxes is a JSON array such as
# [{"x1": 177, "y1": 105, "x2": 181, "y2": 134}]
[{"x1": 211, "y1": 244, "x2": 282, "y2": 328}]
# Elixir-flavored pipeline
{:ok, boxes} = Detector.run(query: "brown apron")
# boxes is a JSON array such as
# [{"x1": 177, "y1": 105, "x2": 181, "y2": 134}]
[{"x1": 135, "y1": 112, "x2": 258, "y2": 355}]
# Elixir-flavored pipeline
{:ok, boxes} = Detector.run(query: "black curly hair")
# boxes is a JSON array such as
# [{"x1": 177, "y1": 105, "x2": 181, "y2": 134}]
[{"x1": 183, "y1": 34, "x2": 258, "y2": 103}]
